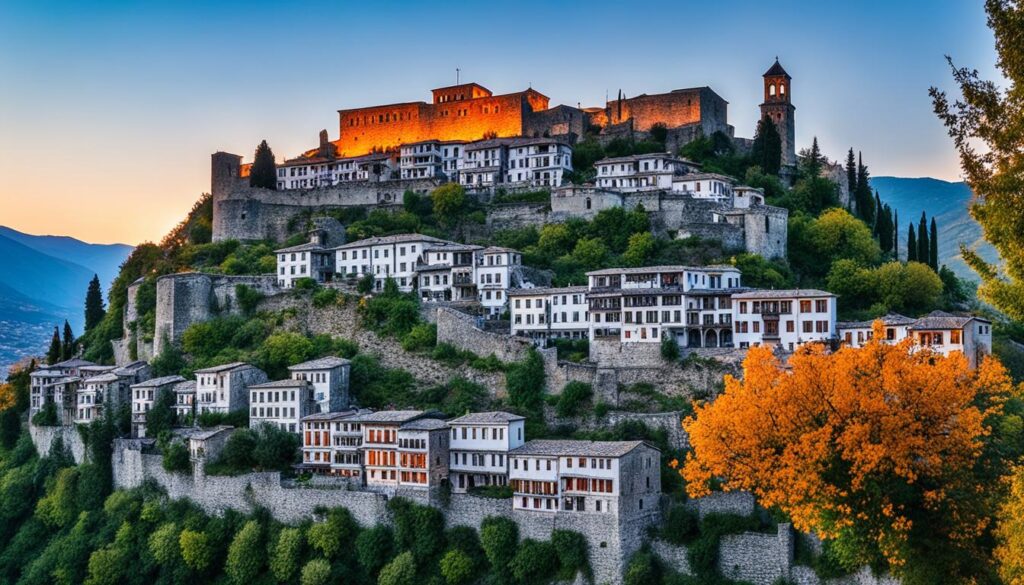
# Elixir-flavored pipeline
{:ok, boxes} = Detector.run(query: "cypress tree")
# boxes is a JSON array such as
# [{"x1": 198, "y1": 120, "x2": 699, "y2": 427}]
[
  {"x1": 930, "y1": 217, "x2": 939, "y2": 270},
  {"x1": 249, "y1": 140, "x2": 278, "y2": 190},
  {"x1": 873, "y1": 192, "x2": 883, "y2": 233},
  {"x1": 878, "y1": 204, "x2": 894, "y2": 253},
  {"x1": 751, "y1": 117, "x2": 783, "y2": 176},
  {"x1": 918, "y1": 212, "x2": 929, "y2": 267},
  {"x1": 846, "y1": 148, "x2": 857, "y2": 201},
  {"x1": 908, "y1": 224, "x2": 918, "y2": 263},
  {"x1": 47, "y1": 327, "x2": 62, "y2": 365},
  {"x1": 855, "y1": 153, "x2": 874, "y2": 225},
  {"x1": 84, "y1": 274, "x2": 106, "y2": 332},
  {"x1": 61, "y1": 320, "x2": 75, "y2": 360},
  {"x1": 805, "y1": 136, "x2": 822, "y2": 178},
  {"x1": 892, "y1": 209, "x2": 899, "y2": 258}
]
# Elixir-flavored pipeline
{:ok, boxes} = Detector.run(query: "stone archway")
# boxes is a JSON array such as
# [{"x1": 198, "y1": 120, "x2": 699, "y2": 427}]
[
  {"x1": 704, "y1": 329, "x2": 719, "y2": 348},
  {"x1": 720, "y1": 329, "x2": 733, "y2": 347},
  {"x1": 688, "y1": 329, "x2": 702, "y2": 348}
]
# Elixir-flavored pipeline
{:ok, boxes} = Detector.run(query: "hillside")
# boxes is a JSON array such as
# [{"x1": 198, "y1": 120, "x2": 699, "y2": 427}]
[
  {"x1": 0, "y1": 227, "x2": 132, "y2": 376},
  {"x1": 870, "y1": 176, "x2": 1001, "y2": 282}
]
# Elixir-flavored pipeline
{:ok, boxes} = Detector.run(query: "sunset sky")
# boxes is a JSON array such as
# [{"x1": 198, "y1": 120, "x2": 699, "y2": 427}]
[{"x1": 0, "y1": 0, "x2": 1000, "y2": 245}]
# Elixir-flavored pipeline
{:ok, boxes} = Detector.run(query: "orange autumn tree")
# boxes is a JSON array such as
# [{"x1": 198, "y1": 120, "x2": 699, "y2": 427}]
[{"x1": 682, "y1": 321, "x2": 1016, "y2": 583}]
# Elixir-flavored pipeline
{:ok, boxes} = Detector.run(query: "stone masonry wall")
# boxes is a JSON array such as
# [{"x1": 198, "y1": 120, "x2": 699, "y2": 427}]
[
  {"x1": 590, "y1": 339, "x2": 663, "y2": 368},
  {"x1": 718, "y1": 525, "x2": 793, "y2": 585},
  {"x1": 30, "y1": 424, "x2": 87, "y2": 464}
]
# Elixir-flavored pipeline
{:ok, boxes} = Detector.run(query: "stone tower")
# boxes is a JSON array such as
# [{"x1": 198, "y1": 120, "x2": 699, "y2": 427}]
[{"x1": 759, "y1": 58, "x2": 796, "y2": 167}]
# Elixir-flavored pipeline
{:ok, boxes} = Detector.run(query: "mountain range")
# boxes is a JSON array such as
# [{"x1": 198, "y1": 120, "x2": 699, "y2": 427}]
[
  {"x1": 0, "y1": 227, "x2": 132, "y2": 377},
  {"x1": 870, "y1": 176, "x2": 999, "y2": 282}
]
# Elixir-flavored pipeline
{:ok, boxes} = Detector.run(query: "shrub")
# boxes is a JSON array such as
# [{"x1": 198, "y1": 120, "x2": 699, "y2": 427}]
[
  {"x1": 660, "y1": 505, "x2": 700, "y2": 544},
  {"x1": 308, "y1": 507, "x2": 358, "y2": 560},
  {"x1": 300, "y1": 558, "x2": 331, "y2": 585},
  {"x1": 31, "y1": 401, "x2": 58, "y2": 426},
  {"x1": 357, "y1": 273, "x2": 374, "y2": 294},
  {"x1": 178, "y1": 529, "x2": 213, "y2": 571},
  {"x1": 480, "y1": 516, "x2": 518, "y2": 579},
  {"x1": 356, "y1": 525, "x2": 393, "y2": 577},
  {"x1": 311, "y1": 287, "x2": 339, "y2": 308},
  {"x1": 226, "y1": 520, "x2": 263, "y2": 584},
  {"x1": 509, "y1": 539, "x2": 558, "y2": 584},
  {"x1": 293, "y1": 277, "x2": 319, "y2": 291},
  {"x1": 440, "y1": 549, "x2": 474, "y2": 585},
  {"x1": 390, "y1": 498, "x2": 446, "y2": 563},
  {"x1": 271, "y1": 527, "x2": 304, "y2": 583},
  {"x1": 661, "y1": 335, "x2": 680, "y2": 361},
  {"x1": 401, "y1": 323, "x2": 437, "y2": 352},
  {"x1": 378, "y1": 551, "x2": 416, "y2": 585},
  {"x1": 506, "y1": 348, "x2": 546, "y2": 413},
  {"x1": 161, "y1": 439, "x2": 191, "y2": 474},
  {"x1": 624, "y1": 549, "x2": 662, "y2": 585},
  {"x1": 556, "y1": 382, "x2": 593, "y2": 418},
  {"x1": 551, "y1": 530, "x2": 591, "y2": 580},
  {"x1": 234, "y1": 284, "x2": 262, "y2": 315}
]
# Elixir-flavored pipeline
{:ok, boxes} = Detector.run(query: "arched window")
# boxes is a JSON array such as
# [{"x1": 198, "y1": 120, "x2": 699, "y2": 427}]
[
  {"x1": 780, "y1": 83, "x2": 786, "y2": 95},
  {"x1": 585, "y1": 197, "x2": 592, "y2": 210},
  {"x1": 769, "y1": 84, "x2": 776, "y2": 96},
  {"x1": 765, "y1": 216, "x2": 770, "y2": 232}
]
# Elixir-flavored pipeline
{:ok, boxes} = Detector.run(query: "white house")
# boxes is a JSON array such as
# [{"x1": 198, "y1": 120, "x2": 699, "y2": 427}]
[
  {"x1": 357, "y1": 410, "x2": 449, "y2": 491},
  {"x1": 731, "y1": 289, "x2": 837, "y2": 350},
  {"x1": 595, "y1": 154, "x2": 696, "y2": 192},
  {"x1": 399, "y1": 141, "x2": 443, "y2": 180},
  {"x1": 476, "y1": 246, "x2": 523, "y2": 317},
  {"x1": 838, "y1": 313, "x2": 918, "y2": 348},
  {"x1": 275, "y1": 240, "x2": 335, "y2": 288},
  {"x1": 509, "y1": 440, "x2": 661, "y2": 516},
  {"x1": 334, "y1": 233, "x2": 448, "y2": 292},
  {"x1": 130, "y1": 375, "x2": 186, "y2": 438},
  {"x1": 248, "y1": 379, "x2": 318, "y2": 434},
  {"x1": 172, "y1": 380, "x2": 197, "y2": 422},
  {"x1": 732, "y1": 185, "x2": 766, "y2": 208},
  {"x1": 276, "y1": 155, "x2": 362, "y2": 190},
  {"x1": 461, "y1": 139, "x2": 509, "y2": 189},
  {"x1": 509, "y1": 286, "x2": 590, "y2": 341},
  {"x1": 440, "y1": 141, "x2": 467, "y2": 183},
  {"x1": 670, "y1": 172, "x2": 736, "y2": 202},
  {"x1": 447, "y1": 411, "x2": 525, "y2": 493},
  {"x1": 418, "y1": 243, "x2": 481, "y2": 302},
  {"x1": 909, "y1": 311, "x2": 993, "y2": 368},
  {"x1": 586, "y1": 265, "x2": 742, "y2": 348},
  {"x1": 73, "y1": 360, "x2": 152, "y2": 424},
  {"x1": 194, "y1": 362, "x2": 268, "y2": 416},
  {"x1": 505, "y1": 137, "x2": 573, "y2": 188},
  {"x1": 288, "y1": 356, "x2": 351, "y2": 413},
  {"x1": 300, "y1": 409, "x2": 364, "y2": 477}
]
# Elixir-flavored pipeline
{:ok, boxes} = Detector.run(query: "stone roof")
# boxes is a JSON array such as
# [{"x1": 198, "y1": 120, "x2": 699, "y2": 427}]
[
  {"x1": 448, "y1": 411, "x2": 525, "y2": 424},
  {"x1": 113, "y1": 361, "x2": 149, "y2": 376},
  {"x1": 838, "y1": 313, "x2": 917, "y2": 330},
  {"x1": 764, "y1": 58, "x2": 790, "y2": 78},
  {"x1": 686, "y1": 287, "x2": 749, "y2": 296},
  {"x1": 424, "y1": 243, "x2": 482, "y2": 252},
  {"x1": 43, "y1": 376, "x2": 80, "y2": 388},
  {"x1": 52, "y1": 358, "x2": 96, "y2": 369},
  {"x1": 86, "y1": 373, "x2": 121, "y2": 384},
  {"x1": 274, "y1": 241, "x2": 326, "y2": 254},
  {"x1": 352, "y1": 410, "x2": 430, "y2": 424},
  {"x1": 511, "y1": 440, "x2": 656, "y2": 457},
  {"x1": 507, "y1": 286, "x2": 588, "y2": 297},
  {"x1": 132, "y1": 375, "x2": 186, "y2": 388},
  {"x1": 193, "y1": 362, "x2": 253, "y2": 375},
  {"x1": 188, "y1": 426, "x2": 234, "y2": 441},
  {"x1": 249, "y1": 379, "x2": 310, "y2": 390},
  {"x1": 173, "y1": 380, "x2": 197, "y2": 393},
  {"x1": 402, "y1": 418, "x2": 450, "y2": 431},
  {"x1": 335, "y1": 233, "x2": 447, "y2": 250},
  {"x1": 481, "y1": 246, "x2": 518, "y2": 255},
  {"x1": 417, "y1": 263, "x2": 452, "y2": 272},
  {"x1": 910, "y1": 310, "x2": 988, "y2": 331},
  {"x1": 586, "y1": 264, "x2": 739, "y2": 277},
  {"x1": 288, "y1": 356, "x2": 351, "y2": 371},
  {"x1": 595, "y1": 152, "x2": 676, "y2": 165},
  {"x1": 675, "y1": 172, "x2": 737, "y2": 183},
  {"x1": 731, "y1": 289, "x2": 835, "y2": 299},
  {"x1": 80, "y1": 365, "x2": 117, "y2": 374},
  {"x1": 301, "y1": 409, "x2": 363, "y2": 423}
]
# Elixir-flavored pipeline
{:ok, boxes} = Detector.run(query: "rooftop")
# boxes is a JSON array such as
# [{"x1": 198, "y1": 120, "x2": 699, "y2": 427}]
[
  {"x1": 52, "y1": 358, "x2": 96, "y2": 369},
  {"x1": 675, "y1": 172, "x2": 737, "y2": 183},
  {"x1": 249, "y1": 379, "x2": 310, "y2": 390},
  {"x1": 188, "y1": 426, "x2": 234, "y2": 441},
  {"x1": 402, "y1": 418, "x2": 450, "y2": 431},
  {"x1": 586, "y1": 264, "x2": 739, "y2": 277},
  {"x1": 910, "y1": 310, "x2": 989, "y2": 331},
  {"x1": 764, "y1": 58, "x2": 791, "y2": 78},
  {"x1": 511, "y1": 440, "x2": 656, "y2": 457},
  {"x1": 173, "y1": 380, "x2": 197, "y2": 393},
  {"x1": 274, "y1": 241, "x2": 327, "y2": 254},
  {"x1": 85, "y1": 373, "x2": 121, "y2": 383},
  {"x1": 731, "y1": 289, "x2": 835, "y2": 299},
  {"x1": 596, "y1": 153, "x2": 683, "y2": 164},
  {"x1": 335, "y1": 233, "x2": 447, "y2": 250},
  {"x1": 352, "y1": 410, "x2": 433, "y2": 424},
  {"x1": 448, "y1": 411, "x2": 526, "y2": 424},
  {"x1": 132, "y1": 375, "x2": 187, "y2": 388},
  {"x1": 838, "y1": 313, "x2": 918, "y2": 330},
  {"x1": 507, "y1": 286, "x2": 588, "y2": 297},
  {"x1": 288, "y1": 356, "x2": 351, "y2": 371},
  {"x1": 193, "y1": 362, "x2": 254, "y2": 375},
  {"x1": 301, "y1": 409, "x2": 364, "y2": 423}
]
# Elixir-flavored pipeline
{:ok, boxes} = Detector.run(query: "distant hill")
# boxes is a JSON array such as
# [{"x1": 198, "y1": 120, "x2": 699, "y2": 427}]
[
  {"x1": 870, "y1": 177, "x2": 1001, "y2": 282},
  {"x1": 0, "y1": 227, "x2": 132, "y2": 376}
]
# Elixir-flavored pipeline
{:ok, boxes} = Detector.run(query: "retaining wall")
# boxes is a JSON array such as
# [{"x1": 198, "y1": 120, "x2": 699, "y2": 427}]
[{"x1": 30, "y1": 424, "x2": 87, "y2": 464}]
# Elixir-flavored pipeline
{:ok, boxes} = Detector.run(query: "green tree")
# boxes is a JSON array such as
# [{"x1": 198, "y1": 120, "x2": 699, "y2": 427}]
[
  {"x1": 509, "y1": 540, "x2": 558, "y2": 584},
  {"x1": 803, "y1": 136, "x2": 823, "y2": 178},
  {"x1": 84, "y1": 275, "x2": 106, "y2": 333},
  {"x1": 622, "y1": 232, "x2": 656, "y2": 266},
  {"x1": 308, "y1": 507, "x2": 358, "y2": 560},
  {"x1": 792, "y1": 208, "x2": 881, "y2": 278},
  {"x1": 47, "y1": 326, "x2": 62, "y2": 364},
  {"x1": 732, "y1": 253, "x2": 792, "y2": 289},
  {"x1": 908, "y1": 223, "x2": 918, "y2": 263},
  {"x1": 146, "y1": 389, "x2": 177, "y2": 439},
  {"x1": 300, "y1": 559, "x2": 331, "y2": 585},
  {"x1": 377, "y1": 551, "x2": 416, "y2": 585},
  {"x1": 505, "y1": 349, "x2": 545, "y2": 413},
  {"x1": 35, "y1": 467, "x2": 78, "y2": 528},
  {"x1": 356, "y1": 525, "x2": 394, "y2": 577},
  {"x1": 845, "y1": 148, "x2": 857, "y2": 205},
  {"x1": 751, "y1": 117, "x2": 782, "y2": 175},
  {"x1": 570, "y1": 237, "x2": 608, "y2": 270},
  {"x1": 179, "y1": 529, "x2": 213, "y2": 572},
  {"x1": 855, "y1": 153, "x2": 874, "y2": 225},
  {"x1": 556, "y1": 382, "x2": 593, "y2": 418},
  {"x1": 62, "y1": 320, "x2": 75, "y2": 360},
  {"x1": 432, "y1": 183, "x2": 468, "y2": 228},
  {"x1": 250, "y1": 140, "x2": 277, "y2": 190},
  {"x1": 931, "y1": 0, "x2": 1024, "y2": 320},
  {"x1": 930, "y1": 216, "x2": 939, "y2": 270},
  {"x1": 918, "y1": 212, "x2": 930, "y2": 270},
  {"x1": 226, "y1": 520, "x2": 263, "y2": 584},
  {"x1": 480, "y1": 516, "x2": 518, "y2": 580},
  {"x1": 270, "y1": 527, "x2": 304, "y2": 583},
  {"x1": 440, "y1": 549, "x2": 474, "y2": 585},
  {"x1": 148, "y1": 522, "x2": 181, "y2": 566},
  {"x1": 551, "y1": 530, "x2": 591, "y2": 581}
]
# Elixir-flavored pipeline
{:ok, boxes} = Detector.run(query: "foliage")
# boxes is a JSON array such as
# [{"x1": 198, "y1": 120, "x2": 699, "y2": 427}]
[
  {"x1": 555, "y1": 381, "x2": 593, "y2": 418},
  {"x1": 145, "y1": 388, "x2": 177, "y2": 439},
  {"x1": 683, "y1": 325, "x2": 1019, "y2": 581},
  {"x1": 360, "y1": 279, "x2": 422, "y2": 339},
  {"x1": 234, "y1": 284, "x2": 262, "y2": 315},
  {"x1": 751, "y1": 117, "x2": 782, "y2": 175},
  {"x1": 225, "y1": 520, "x2": 263, "y2": 584},
  {"x1": 270, "y1": 526, "x2": 304, "y2": 583},
  {"x1": 826, "y1": 260, "x2": 943, "y2": 316},
  {"x1": 308, "y1": 506, "x2": 358, "y2": 560},
  {"x1": 505, "y1": 348, "x2": 546, "y2": 413},
  {"x1": 661, "y1": 335, "x2": 680, "y2": 362},
  {"x1": 440, "y1": 549, "x2": 474, "y2": 585},
  {"x1": 509, "y1": 539, "x2": 559, "y2": 584},
  {"x1": 432, "y1": 183, "x2": 468, "y2": 229},
  {"x1": 480, "y1": 516, "x2": 519, "y2": 580},
  {"x1": 356, "y1": 525, "x2": 394, "y2": 577},
  {"x1": 178, "y1": 529, "x2": 214, "y2": 571},
  {"x1": 31, "y1": 401, "x2": 58, "y2": 426},
  {"x1": 160, "y1": 438, "x2": 190, "y2": 474},
  {"x1": 85, "y1": 274, "x2": 106, "y2": 333},
  {"x1": 730, "y1": 253, "x2": 793, "y2": 289},
  {"x1": 150, "y1": 338, "x2": 186, "y2": 377},
  {"x1": 300, "y1": 558, "x2": 331, "y2": 585},
  {"x1": 207, "y1": 424, "x2": 299, "y2": 475},
  {"x1": 311, "y1": 286, "x2": 339, "y2": 308},
  {"x1": 996, "y1": 465, "x2": 1024, "y2": 585},
  {"x1": 47, "y1": 326, "x2": 62, "y2": 365},
  {"x1": 249, "y1": 140, "x2": 277, "y2": 190},
  {"x1": 390, "y1": 497, "x2": 446, "y2": 564},
  {"x1": 551, "y1": 529, "x2": 591, "y2": 580},
  {"x1": 378, "y1": 551, "x2": 416, "y2": 585},
  {"x1": 624, "y1": 549, "x2": 663, "y2": 585},
  {"x1": 788, "y1": 209, "x2": 881, "y2": 280},
  {"x1": 931, "y1": 1, "x2": 1024, "y2": 320},
  {"x1": 659, "y1": 505, "x2": 700, "y2": 545},
  {"x1": 401, "y1": 323, "x2": 437, "y2": 352}
]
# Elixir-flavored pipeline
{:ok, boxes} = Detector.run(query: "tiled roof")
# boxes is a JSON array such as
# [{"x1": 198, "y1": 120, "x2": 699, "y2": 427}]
[
  {"x1": 352, "y1": 410, "x2": 428, "y2": 424},
  {"x1": 675, "y1": 172, "x2": 737, "y2": 182},
  {"x1": 132, "y1": 375, "x2": 186, "y2": 388},
  {"x1": 188, "y1": 426, "x2": 234, "y2": 441},
  {"x1": 424, "y1": 243, "x2": 482, "y2": 252},
  {"x1": 448, "y1": 411, "x2": 525, "y2": 424},
  {"x1": 511, "y1": 440, "x2": 656, "y2": 457},
  {"x1": 731, "y1": 289, "x2": 835, "y2": 299},
  {"x1": 113, "y1": 361, "x2": 149, "y2": 376},
  {"x1": 335, "y1": 234, "x2": 447, "y2": 250},
  {"x1": 80, "y1": 365, "x2": 117, "y2": 373},
  {"x1": 838, "y1": 313, "x2": 917, "y2": 330},
  {"x1": 764, "y1": 59, "x2": 790, "y2": 77},
  {"x1": 288, "y1": 356, "x2": 351, "y2": 371},
  {"x1": 507, "y1": 286, "x2": 588, "y2": 297},
  {"x1": 301, "y1": 409, "x2": 364, "y2": 423},
  {"x1": 274, "y1": 242, "x2": 326, "y2": 254},
  {"x1": 686, "y1": 287, "x2": 750, "y2": 296},
  {"x1": 173, "y1": 380, "x2": 196, "y2": 393},
  {"x1": 481, "y1": 246, "x2": 518, "y2": 255},
  {"x1": 402, "y1": 418, "x2": 450, "y2": 431},
  {"x1": 910, "y1": 310, "x2": 988, "y2": 331},
  {"x1": 249, "y1": 379, "x2": 310, "y2": 390},
  {"x1": 53, "y1": 358, "x2": 96, "y2": 369},
  {"x1": 596, "y1": 153, "x2": 677, "y2": 164},
  {"x1": 417, "y1": 263, "x2": 452, "y2": 272},
  {"x1": 586, "y1": 265, "x2": 738, "y2": 277},
  {"x1": 193, "y1": 362, "x2": 253, "y2": 374},
  {"x1": 86, "y1": 373, "x2": 121, "y2": 383}
]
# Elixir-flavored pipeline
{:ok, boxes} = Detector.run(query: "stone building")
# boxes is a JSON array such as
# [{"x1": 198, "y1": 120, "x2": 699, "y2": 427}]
[
  {"x1": 509, "y1": 440, "x2": 661, "y2": 517},
  {"x1": 130, "y1": 375, "x2": 186, "y2": 438},
  {"x1": 602, "y1": 86, "x2": 732, "y2": 139},
  {"x1": 731, "y1": 289, "x2": 837, "y2": 351},
  {"x1": 287, "y1": 356, "x2": 351, "y2": 414},
  {"x1": 357, "y1": 410, "x2": 450, "y2": 492},
  {"x1": 509, "y1": 286, "x2": 590, "y2": 341},
  {"x1": 75, "y1": 361, "x2": 152, "y2": 424},
  {"x1": 594, "y1": 154, "x2": 696, "y2": 192},
  {"x1": 299, "y1": 409, "x2": 365, "y2": 477},
  {"x1": 275, "y1": 236, "x2": 335, "y2": 289},
  {"x1": 248, "y1": 379, "x2": 318, "y2": 434},
  {"x1": 760, "y1": 59, "x2": 797, "y2": 168},
  {"x1": 194, "y1": 362, "x2": 268, "y2": 417},
  {"x1": 447, "y1": 411, "x2": 525, "y2": 493},
  {"x1": 839, "y1": 310, "x2": 993, "y2": 369},
  {"x1": 172, "y1": 380, "x2": 196, "y2": 421}
]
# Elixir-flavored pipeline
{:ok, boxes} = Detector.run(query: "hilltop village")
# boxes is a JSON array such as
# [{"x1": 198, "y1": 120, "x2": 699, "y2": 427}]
[{"x1": 21, "y1": 59, "x2": 996, "y2": 585}]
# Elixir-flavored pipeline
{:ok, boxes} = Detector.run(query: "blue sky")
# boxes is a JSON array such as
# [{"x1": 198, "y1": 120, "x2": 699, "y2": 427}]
[{"x1": 0, "y1": 0, "x2": 1000, "y2": 244}]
